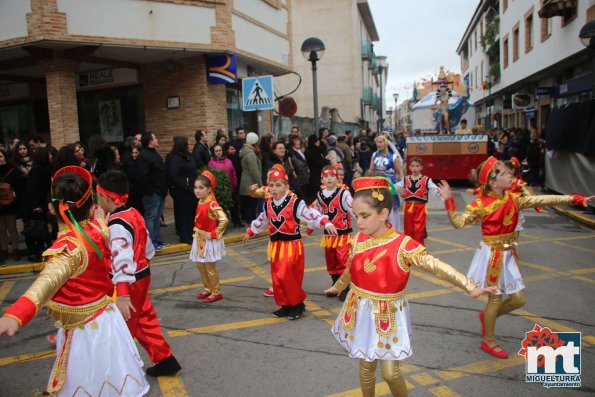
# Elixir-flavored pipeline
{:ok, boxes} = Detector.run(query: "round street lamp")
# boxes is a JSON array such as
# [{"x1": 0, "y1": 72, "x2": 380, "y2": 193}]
[
  {"x1": 393, "y1": 93, "x2": 399, "y2": 131},
  {"x1": 579, "y1": 21, "x2": 595, "y2": 98},
  {"x1": 301, "y1": 37, "x2": 325, "y2": 135}
]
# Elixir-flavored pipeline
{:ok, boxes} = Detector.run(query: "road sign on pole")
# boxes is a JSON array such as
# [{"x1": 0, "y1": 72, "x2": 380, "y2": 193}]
[{"x1": 242, "y1": 76, "x2": 274, "y2": 111}]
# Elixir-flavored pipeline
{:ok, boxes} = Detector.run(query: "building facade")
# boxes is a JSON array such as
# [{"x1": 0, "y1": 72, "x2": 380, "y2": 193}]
[
  {"x1": 0, "y1": 0, "x2": 292, "y2": 149},
  {"x1": 275, "y1": 0, "x2": 387, "y2": 135}
]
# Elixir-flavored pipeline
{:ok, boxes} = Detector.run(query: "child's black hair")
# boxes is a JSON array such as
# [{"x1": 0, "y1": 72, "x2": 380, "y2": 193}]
[
  {"x1": 97, "y1": 170, "x2": 129, "y2": 195},
  {"x1": 51, "y1": 172, "x2": 94, "y2": 222},
  {"x1": 353, "y1": 186, "x2": 393, "y2": 214},
  {"x1": 195, "y1": 174, "x2": 212, "y2": 188},
  {"x1": 409, "y1": 156, "x2": 423, "y2": 165},
  {"x1": 503, "y1": 160, "x2": 520, "y2": 178}
]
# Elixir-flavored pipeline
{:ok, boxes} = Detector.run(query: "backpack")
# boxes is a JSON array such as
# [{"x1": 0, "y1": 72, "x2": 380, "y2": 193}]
[{"x1": 0, "y1": 169, "x2": 15, "y2": 206}]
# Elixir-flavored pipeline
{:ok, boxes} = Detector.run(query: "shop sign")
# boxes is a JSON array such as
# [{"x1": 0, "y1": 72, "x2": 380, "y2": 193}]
[
  {"x1": 207, "y1": 54, "x2": 238, "y2": 84},
  {"x1": 77, "y1": 68, "x2": 138, "y2": 90},
  {"x1": 535, "y1": 87, "x2": 556, "y2": 99}
]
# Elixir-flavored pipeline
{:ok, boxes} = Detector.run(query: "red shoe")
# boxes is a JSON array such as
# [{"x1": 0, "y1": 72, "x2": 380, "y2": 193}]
[
  {"x1": 196, "y1": 291, "x2": 211, "y2": 299},
  {"x1": 47, "y1": 333, "x2": 57, "y2": 345},
  {"x1": 480, "y1": 341, "x2": 509, "y2": 359},
  {"x1": 479, "y1": 310, "x2": 485, "y2": 336},
  {"x1": 263, "y1": 288, "x2": 274, "y2": 297},
  {"x1": 202, "y1": 294, "x2": 223, "y2": 303}
]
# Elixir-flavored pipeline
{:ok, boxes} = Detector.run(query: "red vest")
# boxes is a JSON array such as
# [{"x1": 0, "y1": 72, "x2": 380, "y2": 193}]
[
  {"x1": 351, "y1": 228, "x2": 420, "y2": 294},
  {"x1": 471, "y1": 191, "x2": 519, "y2": 236},
  {"x1": 266, "y1": 194, "x2": 301, "y2": 241},
  {"x1": 194, "y1": 195, "x2": 221, "y2": 233},
  {"x1": 47, "y1": 220, "x2": 113, "y2": 306},
  {"x1": 315, "y1": 187, "x2": 352, "y2": 235},
  {"x1": 404, "y1": 175, "x2": 431, "y2": 202},
  {"x1": 108, "y1": 206, "x2": 149, "y2": 273}
]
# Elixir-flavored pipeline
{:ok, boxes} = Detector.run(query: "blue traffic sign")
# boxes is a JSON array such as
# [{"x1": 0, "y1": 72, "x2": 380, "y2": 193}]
[{"x1": 242, "y1": 76, "x2": 274, "y2": 111}]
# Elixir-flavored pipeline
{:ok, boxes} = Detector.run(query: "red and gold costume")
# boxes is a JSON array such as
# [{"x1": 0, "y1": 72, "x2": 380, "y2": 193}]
[
  {"x1": 108, "y1": 205, "x2": 174, "y2": 365},
  {"x1": 247, "y1": 191, "x2": 330, "y2": 307},
  {"x1": 395, "y1": 174, "x2": 439, "y2": 245}
]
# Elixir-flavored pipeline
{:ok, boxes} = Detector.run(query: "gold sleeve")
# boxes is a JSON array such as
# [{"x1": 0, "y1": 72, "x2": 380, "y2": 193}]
[
  {"x1": 517, "y1": 194, "x2": 574, "y2": 210},
  {"x1": 22, "y1": 251, "x2": 81, "y2": 307},
  {"x1": 408, "y1": 247, "x2": 476, "y2": 294},
  {"x1": 249, "y1": 186, "x2": 266, "y2": 198},
  {"x1": 209, "y1": 205, "x2": 229, "y2": 239},
  {"x1": 333, "y1": 262, "x2": 352, "y2": 292},
  {"x1": 447, "y1": 203, "x2": 481, "y2": 229}
]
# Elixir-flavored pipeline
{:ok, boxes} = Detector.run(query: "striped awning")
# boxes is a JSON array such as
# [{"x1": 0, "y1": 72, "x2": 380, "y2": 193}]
[{"x1": 538, "y1": 0, "x2": 577, "y2": 18}]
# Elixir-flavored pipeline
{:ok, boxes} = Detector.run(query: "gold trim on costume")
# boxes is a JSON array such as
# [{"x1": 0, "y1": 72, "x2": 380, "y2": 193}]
[
  {"x1": 46, "y1": 295, "x2": 112, "y2": 330},
  {"x1": 351, "y1": 284, "x2": 406, "y2": 301},
  {"x1": 353, "y1": 227, "x2": 398, "y2": 254},
  {"x1": 482, "y1": 232, "x2": 518, "y2": 251}
]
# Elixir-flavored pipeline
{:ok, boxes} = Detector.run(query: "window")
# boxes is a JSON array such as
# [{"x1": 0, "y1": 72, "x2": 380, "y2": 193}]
[
  {"x1": 512, "y1": 23, "x2": 520, "y2": 62},
  {"x1": 562, "y1": 2, "x2": 578, "y2": 27},
  {"x1": 540, "y1": 0, "x2": 552, "y2": 42},
  {"x1": 525, "y1": 8, "x2": 534, "y2": 53},
  {"x1": 475, "y1": 66, "x2": 478, "y2": 89},
  {"x1": 503, "y1": 0, "x2": 508, "y2": 13},
  {"x1": 469, "y1": 38, "x2": 473, "y2": 57},
  {"x1": 481, "y1": 60, "x2": 484, "y2": 88},
  {"x1": 470, "y1": 70, "x2": 474, "y2": 88},
  {"x1": 503, "y1": 35, "x2": 509, "y2": 69},
  {"x1": 474, "y1": 30, "x2": 478, "y2": 51}
]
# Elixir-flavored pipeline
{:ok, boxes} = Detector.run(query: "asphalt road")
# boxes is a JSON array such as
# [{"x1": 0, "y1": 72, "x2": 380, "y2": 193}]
[{"x1": 0, "y1": 189, "x2": 593, "y2": 397}]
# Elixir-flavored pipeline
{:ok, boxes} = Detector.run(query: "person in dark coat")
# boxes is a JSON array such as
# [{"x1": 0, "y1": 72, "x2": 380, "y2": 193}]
[
  {"x1": 0, "y1": 149, "x2": 23, "y2": 262},
  {"x1": 166, "y1": 136, "x2": 198, "y2": 244},
  {"x1": 88, "y1": 135, "x2": 116, "y2": 178},
  {"x1": 289, "y1": 136, "x2": 309, "y2": 199},
  {"x1": 192, "y1": 130, "x2": 211, "y2": 169},
  {"x1": 305, "y1": 134, "x2": 330, "y2": 204},
  {"x1": 22, "y1": 147, "x2": 52, "y2": 262},
  {"x1": 137, "y1": 132, "x2": 169, "y2": 249}
]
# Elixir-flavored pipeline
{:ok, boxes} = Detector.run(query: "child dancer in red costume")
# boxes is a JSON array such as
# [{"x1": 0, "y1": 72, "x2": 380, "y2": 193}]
[
  {"x1": 244, "y1": 165, "x2": 338, "y2": 320},
  {"x1": 309, "y1": 165, "x2": 353, "y2": 300},
  {"x1": 97, "y1": 170, "x2": 181, "y2": 377},
  {"x1": 438, "y1": 156, "x2": 594, "y2": 359},
  {"x1": 191, "y1": 171, "x2": 228, "y2": 303},
  {"x1": 325, "y1": 177, "x2": 495, "y2": 397},
  {"x1": 0, "y1": 166, "x2": 149, "y2": 396},
  {"x1": 395, "y1": 156, "x2": 440, "y2": 246}
]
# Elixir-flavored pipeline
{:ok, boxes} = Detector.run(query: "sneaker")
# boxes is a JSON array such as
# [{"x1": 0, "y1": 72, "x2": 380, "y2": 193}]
[
  {"x1": 153, "y1": 243, "x2": 163, "y2": 251},
  {"x1": 146, "y1": 355, "x2": 182, "y2": 377},
  {"x1": 272, "y1": 306, "x2": 291, "y2": 318},
  {"x1": 158, "y1": 241, "x2": 170, "y2": 247},
  {"x1": 263, "y1": 288, "x2": 274, "y2": 297},
  {"x1": 288, "y1": 302, "x2": 305, "y2": 320}
]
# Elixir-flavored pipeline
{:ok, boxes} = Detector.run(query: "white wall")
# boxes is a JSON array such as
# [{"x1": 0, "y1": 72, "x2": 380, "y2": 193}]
[
  {"x1": 0, "y1": 0, "x2": 30, "y2": 41},
  {"x1": 58, "y1": 0, "x2": 215, "y2": 43},
  {"x1": 234, "y1": 0, "x2": 288, "y2": 34},
  {"x1": 233, "y1": 15, "x2": 290, "y2": 66}
]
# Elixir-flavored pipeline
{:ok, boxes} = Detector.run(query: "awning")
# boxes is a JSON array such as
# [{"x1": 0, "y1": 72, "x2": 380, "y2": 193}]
[{"x1": 538, "y1": 0, "x2": 577, "y2": 18}]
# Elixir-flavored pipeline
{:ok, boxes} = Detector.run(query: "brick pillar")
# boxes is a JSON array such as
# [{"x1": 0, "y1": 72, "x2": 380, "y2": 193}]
[{"x1": 43, "y1": 58, "x2": 79, "y2": 147}]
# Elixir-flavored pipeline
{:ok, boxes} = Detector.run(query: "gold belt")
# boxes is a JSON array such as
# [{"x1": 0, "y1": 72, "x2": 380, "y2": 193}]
[
  {"x1": 46, "y1": 295, "x2": 112, "y2": 330},
  {"x1": 351, "y1": 284, "x2": 405, "y2": 302},
  {"x1": 482, "y1": 232, "x2": 518, "y2": 251}
]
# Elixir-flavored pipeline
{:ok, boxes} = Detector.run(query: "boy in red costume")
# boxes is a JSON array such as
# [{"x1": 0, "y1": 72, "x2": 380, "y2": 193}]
[
  {"x1": 97, "y1": 170, "x2": 181, "y2": 377},
  {"x1": 395, "y1": 156, "x2": 440, "y2": 246},
  {"x1": 244, "y1": 165, "x2": 338, "y2": 320}
]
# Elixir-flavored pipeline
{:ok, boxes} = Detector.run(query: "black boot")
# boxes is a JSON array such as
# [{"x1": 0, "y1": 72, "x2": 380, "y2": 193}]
[
  {"x1": 327, "y1": 274, "x2": 340, "y2": 297},
  {"x1": 272, "y1": 306, "x2": 291, "y2": 318},
  {"x1": 288, "y1": 302, "x2": 305, "y2": 320},
  {"x1": 146, "y1": 355, "x2": 182, "y2": 377}
]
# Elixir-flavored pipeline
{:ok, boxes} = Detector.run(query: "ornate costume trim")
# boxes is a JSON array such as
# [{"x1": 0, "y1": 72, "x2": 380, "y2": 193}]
[
  {"x1": 353, "y1": 227, "x2": 398, "y2": 254},
  {"x1": 486, "y1": 250, "x2": 504, "y2": 287},
  {"x1": 351, "y1": 284, "x2": 406, "y2": 301},
  {"x1": 267, "y1": 240, "x2": 303, "y2": 261},
  {"x1": 320, "y1": 233, "x2": 351, "y2": 248},
  {"x1": 482, "y1": 232, "x2": 518, "y2": 251},
  {"x1": 46, "y1": 295, "x2": 112, "y2": 329}
]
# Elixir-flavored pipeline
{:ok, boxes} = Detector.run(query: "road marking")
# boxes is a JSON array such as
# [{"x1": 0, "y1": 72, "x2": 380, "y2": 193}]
[
  {"x1": 569, "y1": 267, "x2": 595, "y2": 274},
  {"x1": 157, "y1": 374, "x2": 189, "y2": 397},
  {"x1": 0, "y1": 350, "x2": 55, "y2": 366},
  {"x1": 429, "y1": 385, "x2": 462, "y2": 397},
  {"x1": 305, "y1": 266, "x2": 327, "y2": 273},
  {"x1": 167, "y1": 317, "x2": 287, "y2": 337},
  {"x1": 571, "y1": 275, "x2": 595, "y2": 285},
  {"x1": 149, "y1": 276, "x2": 256, "y2": 295},
  {"x1": 227, "y1": 249, "x2": 272, "y2": 282},
  {"x1": 325, "y1": 379, "x2": 415, "y2": 397},
  {"x1": 0, "y1": 281, "x2": 15, "y2": 306},
  {"x1": 411, "y1": 372, "x2": 439, "y2": 386},
  {"x1": 426, "y1": 237, "x2": 471, "y2": 249},
  {"x1": 435, "y1": 355, "x2": 525, "y2": 381},
  {"x1": 553, "y1": 240, "x2": 595, "y2": 254}
]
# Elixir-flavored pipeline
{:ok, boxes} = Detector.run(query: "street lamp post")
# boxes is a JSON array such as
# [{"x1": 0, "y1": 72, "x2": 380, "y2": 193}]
[
  {"x1": 393, "y1": 93, "x2": 399, "y2": 131},
  {"x1": 301, "y1": 37, "x2": 326, "y2": 135},
  {"x1": 579, "y1": 21, "x2": 595, "y2": 98}
]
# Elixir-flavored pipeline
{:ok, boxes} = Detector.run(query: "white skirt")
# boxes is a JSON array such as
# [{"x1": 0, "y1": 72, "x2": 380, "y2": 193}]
[
  {"x1": 515, "y1": 211, "x2": 525, "y2": 232},
  {"x1": 331, "y1": 289, "x2": 412, "y2": 362},
  {"x1": 466, "y1": 242, "x2": 525, "y2": 295},
  {"x1": 190, "y1": 237, "x2": 226, "y2": 262},
  {"x1": 53, "y1": 303, "x2": 148, "y2": 396}
]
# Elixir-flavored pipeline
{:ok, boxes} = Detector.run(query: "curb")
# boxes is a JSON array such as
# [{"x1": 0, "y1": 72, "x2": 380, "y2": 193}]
[
  {"x1": 551, "y1": 206, "x2": 595, "y2": 229},
  {"x1": 0, "y1": 230, "x2": 270, "y2": 276}
]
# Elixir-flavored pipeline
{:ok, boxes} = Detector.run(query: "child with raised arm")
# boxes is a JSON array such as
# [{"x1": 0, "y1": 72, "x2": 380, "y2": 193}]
[
  {"x1": 325, "y1": 177, "x2": 495, "y2": 397},
  {"x1": 438, "y1": 156, "x2": 593, "y2": 359},
  {"x1": 191, "y1": 171, "x2": 228, "y2": 303},
  {"x1": 395, "y1": 156, "x2": 440, "y2": 246},
  {"x1": 97, "y1": 170, "x2": 181, "y2": 377},
  {"x1": 244, "y1": 165, "x2": 338, "y2": 320},
  {"x1": 0, "y1": 166, "x2": 149, "y2": 396}
]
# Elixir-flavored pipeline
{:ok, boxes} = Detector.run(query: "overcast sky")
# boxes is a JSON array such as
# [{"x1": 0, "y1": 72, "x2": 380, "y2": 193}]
[{"x1": 368, "y1": 0, "x2": 480, "y2": 107}]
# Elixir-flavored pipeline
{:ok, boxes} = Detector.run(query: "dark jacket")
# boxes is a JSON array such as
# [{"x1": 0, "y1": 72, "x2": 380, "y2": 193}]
[
  {"x1": 0, "y1": 164, "x2": 22, "y2": 216},
  {"x1": 22, "y1": 164, "x2": 52, "y2": 219},
  {"x1": 137, "y1": 147, "x2": 168, "y2": 197},
  {"x1": 166, "y1": 152, "x2": 198, "y2": 193},
  {"x1": 192, "y1": 143, "x2": 211, "y2": 169},
  {"x1": 290, "y1": 148, "x2": 309, "y2": 189},
  {"x1": 305, "y1": 145, "x2": 329, "y2": 189}
]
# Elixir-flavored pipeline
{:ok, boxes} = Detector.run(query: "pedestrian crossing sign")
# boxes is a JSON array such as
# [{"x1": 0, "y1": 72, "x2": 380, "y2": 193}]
[{"x1": 242, "y1": 76, "x2": 274, "y2": 111}]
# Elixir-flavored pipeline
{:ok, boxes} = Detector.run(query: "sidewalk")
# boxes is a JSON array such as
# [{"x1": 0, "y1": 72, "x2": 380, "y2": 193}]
[{"x1": 0, "y1": 205, "x2": 267, "y2": 276}]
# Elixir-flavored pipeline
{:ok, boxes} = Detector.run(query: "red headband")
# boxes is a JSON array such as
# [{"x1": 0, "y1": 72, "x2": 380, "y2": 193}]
[
  {"x1": 478, "y1": 156, "x2": 499, "y2": 185},
  {"x1": 353, "y1": 177, "x2": 389, "y2": 192},
  {"x1": 510, "y1": 156, "x2": 521, "y2": 169},
  {"x1": 201, "y1": 170, "x2": 217, "y2": 190},
  {"x1": 332, "y1": 163, "x2": 344, "y2": 170},
  {"x1": 52, "y1": 166, "x2": 94, "y2": 208},
  {"x1": 321, "y1": 168, "x2": 338, "y2": 177},
  {"x1": 268, "y1": 166, "x2": 288, "y2": 184},
  {"x1": 96, "y1": 185, "x2": 128, "y2": 205}
]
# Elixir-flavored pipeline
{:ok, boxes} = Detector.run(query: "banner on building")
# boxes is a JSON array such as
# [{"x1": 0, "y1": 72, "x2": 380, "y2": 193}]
[
  {"x1": 98, "y1": 100, "x2": 123, "y2": 142},
  {"x1": 207, "y1": 54, "x2": 238, "y2": 84}
]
